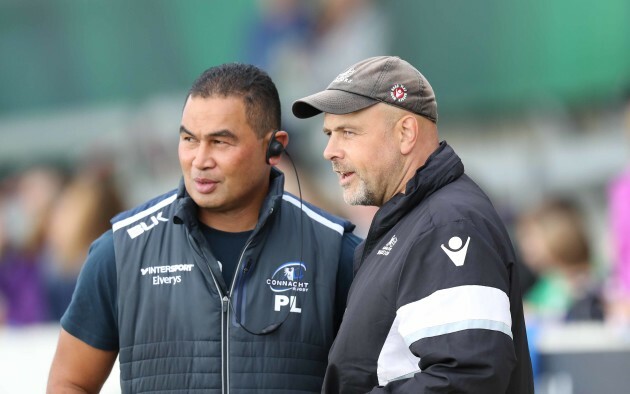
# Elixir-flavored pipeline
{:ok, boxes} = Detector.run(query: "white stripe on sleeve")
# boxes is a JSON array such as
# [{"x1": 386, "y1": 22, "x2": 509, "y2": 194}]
[
  {"x1": 397, "y1": 285, "x2": 512, "y2": 346},
  {"x1": 377, "y1": 314, "x2": 421, "y2": 386}
]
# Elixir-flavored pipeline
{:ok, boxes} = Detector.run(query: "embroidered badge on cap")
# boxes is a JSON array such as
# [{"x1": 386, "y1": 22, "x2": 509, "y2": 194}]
[{"x1": 390, "y1": 84, "x2": 408, "y2": 102}]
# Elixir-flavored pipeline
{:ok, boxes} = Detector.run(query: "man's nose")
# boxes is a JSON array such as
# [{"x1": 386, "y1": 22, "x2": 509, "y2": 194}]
[
  {"x1": 323, "y1": 136, "x2": 342, "y2": 161},
  {"x1": 192, "y1": 143, "x2": 216, "y2": 169}
]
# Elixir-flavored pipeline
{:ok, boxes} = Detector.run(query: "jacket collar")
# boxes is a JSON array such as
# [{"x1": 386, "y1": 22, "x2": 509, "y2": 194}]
[
  {"x1": 361, "y1": 141, "x2": 464, "y2": 258},
  {"x1": 403, "y1": 141, "x2": 464, "y2": 209}
]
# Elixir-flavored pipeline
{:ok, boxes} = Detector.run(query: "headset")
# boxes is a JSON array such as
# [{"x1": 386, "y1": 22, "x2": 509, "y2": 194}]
[
  {"x1": 231, "y1": 130, "x2": 304, "y2": 335},
  {"x1": 265, "y1": 129, "x2": 285, "y2": 164}
]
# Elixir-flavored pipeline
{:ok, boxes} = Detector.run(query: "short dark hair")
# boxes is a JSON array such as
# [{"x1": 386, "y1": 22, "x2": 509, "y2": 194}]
[{"x1": 187, "y1": 63, "x2": 281, "y2": 138}]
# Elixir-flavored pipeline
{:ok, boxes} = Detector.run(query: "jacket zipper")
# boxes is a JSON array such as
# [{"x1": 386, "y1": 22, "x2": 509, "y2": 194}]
[
  {"x1": 204, "y1": 265, "x2": 226, "y2": 393},
  {"x1": 221, "y1": 294, "x2": 229, "y2": 394},
  {"x1": 225, "y1": 239, "x2": 253, "y2": 394},
  {"x1": 214, "y1": 205, "x2": 272, "y2": 393},
  {"x1": 189, "y1": 231, "x2": 230, "y2": 394},
  {"x1": 197, "y1": 257, "x2": 226, "y2": 393}
]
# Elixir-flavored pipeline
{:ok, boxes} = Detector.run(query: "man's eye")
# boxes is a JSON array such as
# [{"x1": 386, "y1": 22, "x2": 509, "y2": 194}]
[{"x1": 343, "y1": 130, "x2": 355, "y2": 137}]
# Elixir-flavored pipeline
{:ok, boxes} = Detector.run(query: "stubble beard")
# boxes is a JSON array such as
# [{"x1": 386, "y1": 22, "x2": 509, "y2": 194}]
[{"x1": 342, "y1": 174, "x2": 377, "y2": 206}]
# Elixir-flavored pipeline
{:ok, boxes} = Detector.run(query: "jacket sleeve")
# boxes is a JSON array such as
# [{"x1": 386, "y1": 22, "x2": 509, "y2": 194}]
[
  {"x1": 370, "y1": 219, "x2": 517, "y2": 393},
  {"x1": 61, "y1": 230, "x2": 119, "y2": 350}
]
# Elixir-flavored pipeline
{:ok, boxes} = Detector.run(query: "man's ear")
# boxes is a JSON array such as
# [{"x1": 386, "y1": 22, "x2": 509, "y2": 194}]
[
  {"x1": 398, "y1": 115, "x2": 419, "y2": 155},
  {"x1": 266, "y1": 130, "x2": 289, "y2": 166}
]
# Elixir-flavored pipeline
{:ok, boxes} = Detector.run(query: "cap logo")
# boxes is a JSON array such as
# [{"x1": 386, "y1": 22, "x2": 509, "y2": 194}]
[
  {"x1": 390, "y1": 84, "x2": 408, "y2": 102},
  {"x1": 333, "y1": 68, "x2": 356, "y2": 83}
]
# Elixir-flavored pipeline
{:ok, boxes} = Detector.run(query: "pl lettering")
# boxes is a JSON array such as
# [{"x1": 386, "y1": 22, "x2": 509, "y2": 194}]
[{"x1": 274, "y1": 295, "x2": 301, "y2": 313}]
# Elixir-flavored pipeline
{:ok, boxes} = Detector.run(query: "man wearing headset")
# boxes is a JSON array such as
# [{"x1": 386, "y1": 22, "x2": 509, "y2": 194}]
[
  {"x1": 47, "y1": 63, "x2": 361, "y2": 393},
  {"x1": 293, "y1": 56, "x2": 534, "y2": 393}
]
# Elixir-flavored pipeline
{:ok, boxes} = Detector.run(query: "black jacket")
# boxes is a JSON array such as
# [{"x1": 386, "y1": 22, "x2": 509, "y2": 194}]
[{"x1": 323, "y1": 142, "x2": 534, "y2": 393}]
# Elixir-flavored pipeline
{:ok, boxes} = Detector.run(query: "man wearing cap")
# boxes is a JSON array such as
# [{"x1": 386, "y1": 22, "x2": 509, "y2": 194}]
[{"x1": 293, "y1": 56, "x2": 534, "y2": 393}]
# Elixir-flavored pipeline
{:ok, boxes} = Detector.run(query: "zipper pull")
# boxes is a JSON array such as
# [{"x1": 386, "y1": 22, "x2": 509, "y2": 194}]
[
  {"x1": 243, "y1": 258, "x2": 253, "y2": 274},
  {"x1": 222, "y1": 296, "x2": 229, "y2": 313}
]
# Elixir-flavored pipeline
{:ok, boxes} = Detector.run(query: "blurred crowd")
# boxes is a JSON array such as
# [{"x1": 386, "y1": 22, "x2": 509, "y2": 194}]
[
  {"x1": 513, "y1": 102, "x2": 630, "y2": 330},
  {"x1": 0, "y1": 163, "x2": 123, "y2": 325}
]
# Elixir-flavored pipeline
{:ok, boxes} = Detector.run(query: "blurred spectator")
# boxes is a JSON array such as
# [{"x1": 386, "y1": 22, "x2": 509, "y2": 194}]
[
  {"x1": 516, "y1": 197, "x2": 604, "y2": 322},
  {"x1": 245, "y1": 0, "x2": 314, "y2": 72},
  {"x1": 605, "y1": 97, "x2": 630, "y2": 324},
  {"x1": 0, "y1": 166, "x2": 66, "y2": 325},
  {"x1": 40, "y1": 169, "x2": 124, "y2": 320}
]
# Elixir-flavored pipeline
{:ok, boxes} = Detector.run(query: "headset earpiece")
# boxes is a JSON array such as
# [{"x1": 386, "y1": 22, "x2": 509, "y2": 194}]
[{"x1": 265, "y1": 130, "x2": 284, "y2": 164}]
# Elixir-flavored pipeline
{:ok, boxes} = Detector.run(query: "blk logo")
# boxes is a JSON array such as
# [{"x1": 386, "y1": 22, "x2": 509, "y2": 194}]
[
  {"x1": 127, "y1": 212, "x2": 169, "y2": 239},
  {"x1": 440, "y1": 236, "x2": 471, "y2": 266}
]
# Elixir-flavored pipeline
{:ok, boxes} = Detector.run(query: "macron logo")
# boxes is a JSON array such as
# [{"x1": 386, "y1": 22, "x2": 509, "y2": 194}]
[{"x1": 440, "y1": 236, "x2": 471, "y2": 266}]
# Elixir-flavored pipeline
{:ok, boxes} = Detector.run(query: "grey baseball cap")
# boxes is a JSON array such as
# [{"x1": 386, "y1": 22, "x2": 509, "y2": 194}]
[{"x1": 292, "y1": 56, "x2": 437, "y2": 122}]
